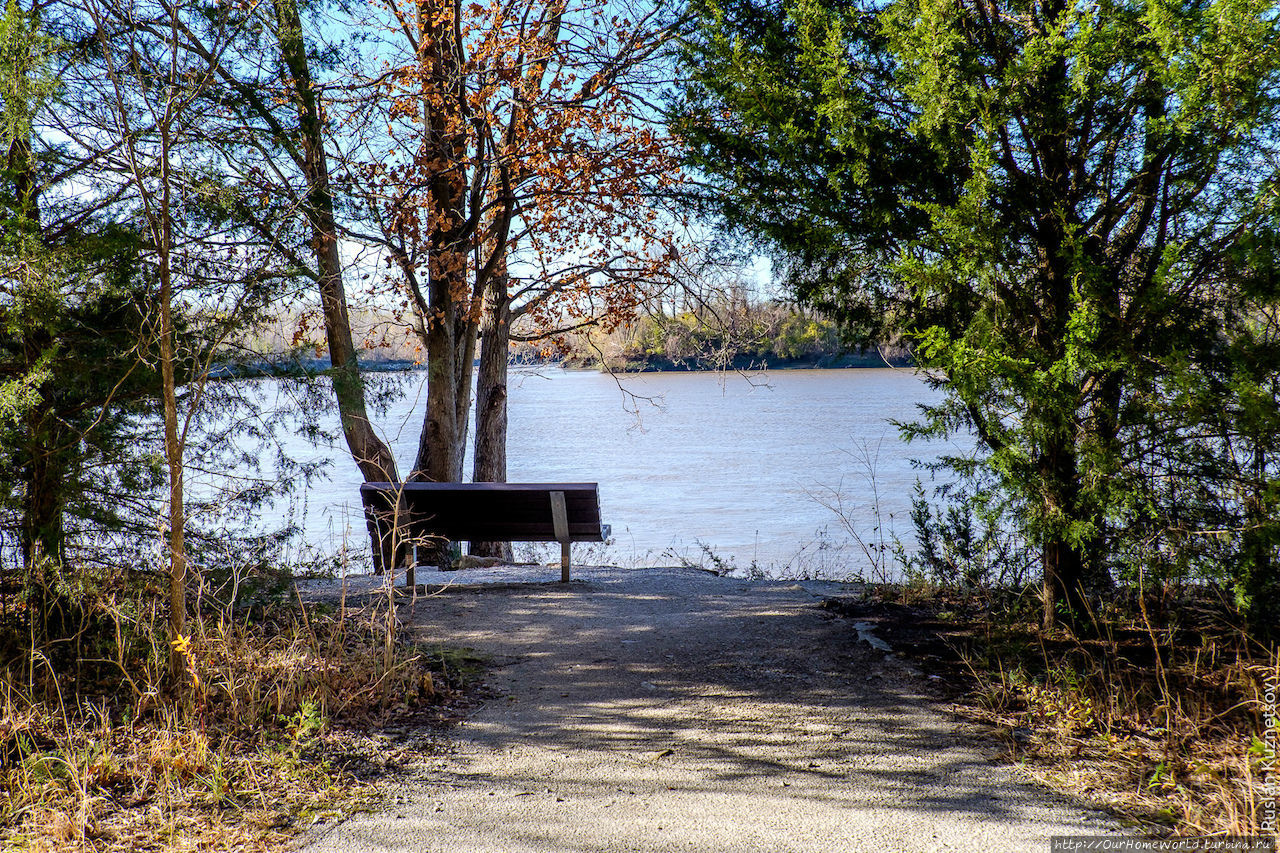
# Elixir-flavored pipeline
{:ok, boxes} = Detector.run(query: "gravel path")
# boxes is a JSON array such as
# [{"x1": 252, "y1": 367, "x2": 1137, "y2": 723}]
[{"x1": 299, "y1": 565, "x2": 1120, "y2": 852}]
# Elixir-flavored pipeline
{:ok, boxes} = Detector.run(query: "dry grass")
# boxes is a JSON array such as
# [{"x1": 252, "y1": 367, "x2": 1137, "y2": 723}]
[
  {"x1": 835, "y1": 583, "x2": 1277, "y2": 837},
  {"x1": 0, "y1": 697, "x2": 365, "y2": 852},
  {"x1": 944, "y1": 591, "x2": 1279, "y2": 836},
  {"x1": 0, "y1": 579, "x2": 473, "y2": 852}
]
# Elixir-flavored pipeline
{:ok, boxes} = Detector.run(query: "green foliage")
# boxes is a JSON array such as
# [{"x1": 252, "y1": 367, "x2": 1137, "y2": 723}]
[
  {"x1": 0, "y1": 1, "x2": 165, "y2": 584},
  {"x1": 0, "y1": 0, "x2": 55, "y2": 163},
  {"x1": 0, "y1": 2, "x2": 310, "y2": 657},
  {"x1": 903, "y1": 479, "x2": 1037, "y2": 590},
  {"x1": 0, "y1": 227, "x2": 165, "y2": 548},
  {"x1": 675, "y1": 0, "x2": 1280, "y2": 629}
]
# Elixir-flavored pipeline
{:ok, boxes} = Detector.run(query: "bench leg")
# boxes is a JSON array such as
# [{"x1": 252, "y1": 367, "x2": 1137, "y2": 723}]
[{"x1": 549, "y1": 490, "x2": 571, "y2": 583}]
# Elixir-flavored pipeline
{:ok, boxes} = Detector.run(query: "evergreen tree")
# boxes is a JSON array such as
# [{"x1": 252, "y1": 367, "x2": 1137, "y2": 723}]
[
  {"x1": 0, "y1": 0, "x2": 162, "y2": 643},
  {"x1": 674, "y1": 0, "x2": 1280, "y2": 628}
]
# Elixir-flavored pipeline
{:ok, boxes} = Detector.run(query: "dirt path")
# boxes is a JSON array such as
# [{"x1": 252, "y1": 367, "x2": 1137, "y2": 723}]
[{"x1": 299, "y1": 565, "x2": 1119, "y2": 852}]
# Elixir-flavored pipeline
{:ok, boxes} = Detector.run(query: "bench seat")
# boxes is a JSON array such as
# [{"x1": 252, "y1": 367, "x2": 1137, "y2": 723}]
[{"x1": 360, "y1": 482, "x2": 607, "y2": 584}]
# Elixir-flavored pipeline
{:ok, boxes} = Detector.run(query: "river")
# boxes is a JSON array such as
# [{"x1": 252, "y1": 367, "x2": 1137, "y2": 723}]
[{"x1": 242, "y1": 366, "x2": 964, "y2": 579}]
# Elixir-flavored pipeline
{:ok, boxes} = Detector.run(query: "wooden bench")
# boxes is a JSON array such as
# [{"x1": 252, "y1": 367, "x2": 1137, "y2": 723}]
[{"x1": 359, "y1": 482, "x2": 608, "y2": 585}]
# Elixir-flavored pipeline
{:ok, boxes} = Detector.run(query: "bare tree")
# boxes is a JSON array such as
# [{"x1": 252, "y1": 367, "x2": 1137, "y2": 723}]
[
  {"x1": 346, "y1": 0, "x2": 689, "y2": 560},
  {"x1": 82, "y1": 0, "x2": 279, "y2": 681}
]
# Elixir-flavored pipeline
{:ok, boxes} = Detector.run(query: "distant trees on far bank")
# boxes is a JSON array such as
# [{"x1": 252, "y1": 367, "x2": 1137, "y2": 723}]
[
  {"x1": 235, "y1": 297, "x2": 902, "y2": 374},
  {"x1": 529, "y1": 298, "x2": 909, "y2": 371}
]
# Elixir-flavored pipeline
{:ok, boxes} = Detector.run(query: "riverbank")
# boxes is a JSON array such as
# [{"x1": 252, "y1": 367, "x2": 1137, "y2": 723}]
[
  {"x1": 557, "y1": 346, "x2": 912, "y2": 372},
  {"x1": 209, "y1": 352, "x2": 422, "y2": 379},
  {"x1": 210, "y1": 348, "x2": 913, "y2": 380}
]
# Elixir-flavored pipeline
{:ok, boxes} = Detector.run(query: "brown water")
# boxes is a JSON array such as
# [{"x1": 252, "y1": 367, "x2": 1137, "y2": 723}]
[{"x1": 256, "y1": 366, "x2": 964, "y2": 578}]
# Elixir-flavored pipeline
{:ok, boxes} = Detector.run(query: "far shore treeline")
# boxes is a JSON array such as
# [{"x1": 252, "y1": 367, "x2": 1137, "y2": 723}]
[{"x1": 226, "y1": 299, "x2": 913, "y2": 377}]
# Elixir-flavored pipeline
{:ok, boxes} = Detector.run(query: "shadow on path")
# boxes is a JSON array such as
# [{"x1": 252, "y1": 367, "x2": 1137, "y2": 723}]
[{"x1": 303, "y1": 567, "x2": 1120, "y2": 853}]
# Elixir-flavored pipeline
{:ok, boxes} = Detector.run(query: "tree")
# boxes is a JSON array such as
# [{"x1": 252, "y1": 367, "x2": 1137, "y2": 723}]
[
  {"x1": 262, "y1": 0, "x2": 402, "y2": 488},
  {"x1": 117, "y1": 0, "x2": 411, "y2": 572},
  {"x1": 150, "y1": 0, "x2": 401, "y2": 480},
  {"x1": 86, "y1": 0, "x2": 202, "y2": 680},
  {"x1": 461, "y1": 0, "x2": 684, "y2": 557},
  {"x1": 0, "y1": 0, "x2": 174, "y2": 651},
  {"x1": 75, "y1": 0, "x2": 293, "y2": 676},
  {"x1": 2, "y1": 0, "x2": 69, "y2": 575},
  {"x1": 674, "y1": 0, "x2": 1280, "y2": 628},
  {"x1": 349, "y1": 0, "x2": 686, "y2": 558}
]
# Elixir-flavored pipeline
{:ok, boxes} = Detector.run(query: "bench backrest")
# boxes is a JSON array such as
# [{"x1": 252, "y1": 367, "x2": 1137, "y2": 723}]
[{"x1": 359, "y1": 482, "x2": 605, "y2": 543}]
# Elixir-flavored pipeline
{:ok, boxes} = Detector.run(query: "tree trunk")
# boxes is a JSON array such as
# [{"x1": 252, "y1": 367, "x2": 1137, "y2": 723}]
[
  {"x1": 411, "y1": 265, "x2": 476, "y2": 571},
  {"x1": 151, "y1": 103, "x2": 188, "y2": 686},
  {"x1": 159, "y1": 223, "x2": 187, "y2": 686},
  {"x1": 470, "y1": 269, "x2": 513, "y2": 561},
  {"x1": 1241, "y1": 447, "x2": 1278, "y2": 641},
  {"x1": 1083, "y1": 369, "x2": 1121, "y2": 593},
  {"x1": 417, "y1": 314, "x2": 467, "y2": 483},
  {"x1": 10, "y1": 127, "x2": 59, "y2": 572},
  {"x1": 1042, "y1": 533, "x2": 1088, "y2": 632},
  {"x1": 465, "y1": 0, "x2": 554, "y2": 561},
  {"x1": 1040, "y1": 436, "x2": 1089, "y2": 632},
  {"x1": 411, "y1": 0, "x2": 474, "y2": 487},
  {"x1": 19, "y1": 425, "x2": 64, "y2": 571},
  {"x1": 412, "y1": 282, "x2": 478, "y2": 485},
  {"x1": 403, "y1": 0, "x2": 480, "y2": 574},
  {"x1": 272, "y1": 0, "x2": 404, "y2": 573},
  {"x1": 1032, "y1": 35, "x2": 1092, "y2": 633},
  {"x1": 19, "y1": 408, "x2": 69, "y2": 646}
]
